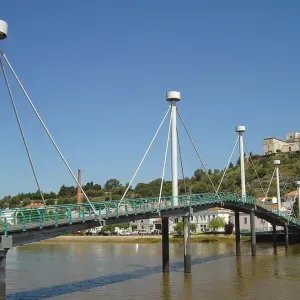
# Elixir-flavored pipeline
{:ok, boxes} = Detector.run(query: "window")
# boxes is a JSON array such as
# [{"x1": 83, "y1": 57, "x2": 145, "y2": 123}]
[
  {"x1": 174, "y1": 218, "x2": 178, "y2": 224},
  {"x1": 191, "y1": 216, "x2": 193, "y2": 221},
  {"x1": 289, "y1": 147, "x2": 291, "y2": 151},
  {"x1": 261, "y1": 219, "x2": 265, "y2": 224},
  {"x1": 208, "y1": 215, "x2": 211, "y2": 221},
  {"x1": 213, "y1": 215, "x2": 216, "y2": 219},
  {"x1": 244, "y1": 217, "x2": 248, "y2": 224}
]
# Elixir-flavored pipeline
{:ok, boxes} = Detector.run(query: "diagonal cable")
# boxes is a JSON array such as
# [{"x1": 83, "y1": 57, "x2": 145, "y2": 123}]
[
  {"x1": 120, "y1": 106, "x2": 171, "y2": 204},
  {"x1": 216, "y1": 136, "x2": 239, "y2": 194},
  {"x1": 243, "y1": 140, "x2": 265, "y2": 196},
  {"x1": 265, "y1": 168, "x2": 276, "y2": 199},
  {"x1": 177, "y1": 109, "x2": 217, "y2": 192},
  {"x1": 278, "y1": 169, "x2": 296, "y2": 217},
  {"x1": 177, "y1": 127, "x2": 187, "y2": 194},
  {"x1": 0, "y1": 51, "x2": 102, "y2": 222},
  {"x1": 158, "y1": 109, "x2": 172, "y2": 206},
  {"x1": 0, "y1": 57, "x2": 46, "y2": 206}
]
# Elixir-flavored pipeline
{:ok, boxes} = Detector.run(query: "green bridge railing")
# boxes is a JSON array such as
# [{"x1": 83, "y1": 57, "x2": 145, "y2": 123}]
[{"x1": 0, "y1": 192, "x2": 299, "y2": 236}]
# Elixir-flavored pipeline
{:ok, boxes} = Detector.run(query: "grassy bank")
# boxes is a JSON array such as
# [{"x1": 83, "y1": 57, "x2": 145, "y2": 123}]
[{"x1": 40, "y1": 234, "x2": 250, "y2": 244}]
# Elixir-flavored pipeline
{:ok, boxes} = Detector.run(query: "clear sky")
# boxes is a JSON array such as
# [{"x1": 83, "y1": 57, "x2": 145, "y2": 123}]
[{"x1": 0, "y1": 1, "x2": 299, "y2": 197}]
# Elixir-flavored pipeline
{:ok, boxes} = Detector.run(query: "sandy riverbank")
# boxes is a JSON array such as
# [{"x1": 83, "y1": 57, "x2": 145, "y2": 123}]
[{"x1": 39, "y1": 235, "x2": 250, "y2": 244}]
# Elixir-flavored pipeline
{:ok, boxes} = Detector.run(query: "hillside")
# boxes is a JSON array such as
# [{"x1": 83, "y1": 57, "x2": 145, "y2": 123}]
[{"x1": 0, "y1": 152, "x2": 300, "y2": 209}]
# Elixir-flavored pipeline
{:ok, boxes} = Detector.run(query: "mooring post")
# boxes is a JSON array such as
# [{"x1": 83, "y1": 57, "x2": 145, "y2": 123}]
[
  {"x1": 183, "y1": 216, "x2": 191, "y2": 273},
  {"x1": 250, "y1": 210, "x2": 256, "y2": 256},
  {"x1": 235, "y1": 211, "x2": 241, "y2": 255},
  {"x1": 0, "y1": 250, "x2": 8, "y2": 300},
  {"x1": 162, "y1": 217, "x2": 169, "y2": 273},
  {"x1": 284, "y1": 223, "x2": 289, "y2": 249},
  {"x1": 272, "y1": 224, "x2": 277, "y2": 254},
  {"x1": 0, "y1": 235, "x2": 12, "y2": 300}
]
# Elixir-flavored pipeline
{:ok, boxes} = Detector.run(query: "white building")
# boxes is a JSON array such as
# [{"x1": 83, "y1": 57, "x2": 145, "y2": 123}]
[
  {"x1": 264, "y1": 132, "x2": 300, "y2": 154},
  {"x1": 129, "y1": 208, "x2": 231, "y2": 234},
  {"x1": 0, "y1": 209, "x2": 15, "y2": 225}
]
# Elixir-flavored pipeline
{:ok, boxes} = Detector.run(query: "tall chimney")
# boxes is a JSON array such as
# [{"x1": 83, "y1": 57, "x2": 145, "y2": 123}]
[{"x1": 77, "y1": 169, "x2": 82, "y2": 204}]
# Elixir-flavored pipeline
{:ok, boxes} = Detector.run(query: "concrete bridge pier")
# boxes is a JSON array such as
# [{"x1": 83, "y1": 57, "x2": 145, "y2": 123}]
[
  {"x1": 272, "y1": 225, "x2": 277, "y2": 254},
  {"x1": 183, "y1": 216, "x2": 191, "y2": 273},
  {"x1": 250, "y1": 211, "x2": 256, "y2": 256},
  {"x1": 234, "y1": 211, "x2": 241, "y2": 255},
  {"x1": 284, "y1": 223, "x2": 289, "y2": 249},
  {"x1": 0, "y1": 249, "x2": 7, "y2": 300},
  {"x1": 162, "y1": 217, "x2": 169, "y2": 273}
]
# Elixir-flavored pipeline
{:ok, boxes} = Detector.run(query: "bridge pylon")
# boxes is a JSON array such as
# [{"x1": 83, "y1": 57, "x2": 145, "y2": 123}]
[{"x1": 235, "y1": 125, "x2": 256, "y2": 256}]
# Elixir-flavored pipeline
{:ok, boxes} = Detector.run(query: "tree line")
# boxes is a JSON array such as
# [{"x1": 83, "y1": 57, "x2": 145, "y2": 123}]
[{"x1": 1, "y1": 151, "x2": 300, "y2": 209}]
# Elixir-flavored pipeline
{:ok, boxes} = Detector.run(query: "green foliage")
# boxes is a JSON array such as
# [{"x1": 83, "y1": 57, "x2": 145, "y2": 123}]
[
  {"x1": 174, "y1": 222, "x2": 184, "y2": 235},
  {"x1": 190, "y1": 223, "x2": 197, "y2": 233},
  {"x1": 101, "y1": 222, "x2": 129, "y2": 232},
  {"x1": 224, "y1": 221, "x2": 234, "y2": 235},
  {"x1": 104, "y1": 179, "x2": 120, "y2": 191},
  {"x1": 1, "y1": 151, "x2": 300, "y2": 209},
  {"x1": 207, "y1": 216, "x2": 226, "y2": 231}
]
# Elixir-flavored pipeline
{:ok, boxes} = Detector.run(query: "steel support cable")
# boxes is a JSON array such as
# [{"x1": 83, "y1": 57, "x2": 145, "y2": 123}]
[
  {"x1": 216, "y1": 136, "x2": 239, "y2": 194},
  {"x1": 177, "y1": 127, "x2": 187, "y2": 194},
  {"x1": 158, "y1": 109, "x2": 172, "y2": 207},
  {"x1": 265, "y1": 168, "x2": 276, "y2": 199},
  {"x1": 243, "y1": 140, "x2": 266, "y2": 196},
  {"x1": 119, "y1": 106, "x2": 171, "y2": 205},
  {"x1": 278, "y1": 169, "x2": 296, "y2": 217},
  {"x1": 177, "y1": 110, "x2": 217, "y2": 193},
  {"x1": 0, "y1": 51, "x2": 102, "y2": 222},
  {"x1": 0, "y1": 58, "x2": 46, "y2": 206}
]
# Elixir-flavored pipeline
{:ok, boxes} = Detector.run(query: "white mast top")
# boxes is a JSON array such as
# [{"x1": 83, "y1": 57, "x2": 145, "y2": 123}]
[
  {"x1": 166, "y1": 91, "x2": 180, "y2": 102},
  {"x1": 0, "y1": 20, "x2": 8, "y2": 40}
]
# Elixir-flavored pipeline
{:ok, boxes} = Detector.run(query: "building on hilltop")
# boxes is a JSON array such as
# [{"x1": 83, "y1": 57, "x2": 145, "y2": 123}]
[{"x1": 263, "y1": 132, "x2": 300, "y2": 154}]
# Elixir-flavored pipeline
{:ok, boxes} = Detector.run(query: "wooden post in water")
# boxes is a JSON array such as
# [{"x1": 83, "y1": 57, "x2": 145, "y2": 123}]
[
  {"x1": 272, "y1": 224, "x2": 277, "y2": 254},
  {"x1": 235, "y1": 211, "x2": 241, "y2": 255},
  {"x1": 250, "y1": 210, "x2": 256, "y2": 256},
  {"x1": 162, "y1": 217, "x2": 169, "y2": 273},
  {"x1": 0, "y1": 250, "x2": 8, "y2": 300},
  {"x1": 284, "y1": 223, "x2": 289, "y2": 249},
  {"x1": 183, "y1": 216, "x2": 191, "y2": 273},
  {"x1": 77, "y1": 169, "x2": 82, "y2": 204}
]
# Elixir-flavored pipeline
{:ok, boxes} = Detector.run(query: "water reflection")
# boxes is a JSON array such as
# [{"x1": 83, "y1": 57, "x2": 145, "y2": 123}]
[
  {"x1": 6, "y1": 242, "x2": 300, "y2": 300},
  {"x1": 183, "y1": 274, "x2": 192, "y2": 300},
  {"x1": 161, "y1": 273, "x2": 171, "y2": 300}
]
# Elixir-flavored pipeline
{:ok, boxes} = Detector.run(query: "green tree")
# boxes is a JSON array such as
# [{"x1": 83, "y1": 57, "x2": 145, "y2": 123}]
[
  {"x1": 190, "y1": 223, "x2": 197, "y2": 234},
  {"x1": 194, "y1": 169, "x2": 206, "y2": 181},
  {"x1": 174, "y1": 222, "x2": 184, "y2": 235},
  {"x1": 207, "y1": 216, "x2": 226, "y2": 231},
  {"x1": 224, "y1": 221, "x2": 234, "y2": 236},
  {"x1": 104, "y1": 179, "x2": 120, "y2": 190}
]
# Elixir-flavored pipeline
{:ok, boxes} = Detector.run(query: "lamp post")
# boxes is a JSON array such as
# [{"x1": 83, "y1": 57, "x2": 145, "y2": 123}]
[{"x1": 274, "y1": 160, "x2": 281, "y2": 211}]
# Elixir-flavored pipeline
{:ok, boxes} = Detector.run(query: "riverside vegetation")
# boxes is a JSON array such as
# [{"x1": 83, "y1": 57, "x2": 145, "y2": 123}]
[{"x1": 1, "y1": 152, "x2": 299, "y2": 215}]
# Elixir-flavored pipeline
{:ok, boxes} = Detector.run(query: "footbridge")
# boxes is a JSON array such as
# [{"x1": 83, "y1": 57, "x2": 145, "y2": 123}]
[{"x1": 1, "y1": 193, "x2": 299, "y2": 248}]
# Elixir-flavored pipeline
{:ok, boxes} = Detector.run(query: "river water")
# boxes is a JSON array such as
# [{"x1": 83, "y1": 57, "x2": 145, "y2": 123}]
[{"x1": 5, "y1": 241, "x2": 300, "y2": 299}]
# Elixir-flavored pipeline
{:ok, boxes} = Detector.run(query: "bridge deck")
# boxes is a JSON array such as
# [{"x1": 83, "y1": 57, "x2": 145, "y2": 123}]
[{"x1": 0, "y1": 193, "x2": 299, "y2": 246}]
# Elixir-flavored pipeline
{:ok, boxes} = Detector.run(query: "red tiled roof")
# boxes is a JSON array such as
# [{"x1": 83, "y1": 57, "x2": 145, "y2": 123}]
[
  {"x1": 24, "y1": 203, "x2": 44, "y2": 208},
  {"x1": 284, "y1": 190, "x2": 297, "y2": 197}
]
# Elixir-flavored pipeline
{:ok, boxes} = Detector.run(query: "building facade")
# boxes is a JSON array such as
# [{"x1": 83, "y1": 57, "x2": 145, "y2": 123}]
[
  {"x1": 129, "y1": 208, "x2": 231, "y2": 234},
  {"x1": 264, "y1": 132, "x2": 300, "y2": 154}
]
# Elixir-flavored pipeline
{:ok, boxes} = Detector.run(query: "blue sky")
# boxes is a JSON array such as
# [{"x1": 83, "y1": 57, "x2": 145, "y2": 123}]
[{"x1": 0, "y1": 1, "x2": 299, "y2": 197}]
